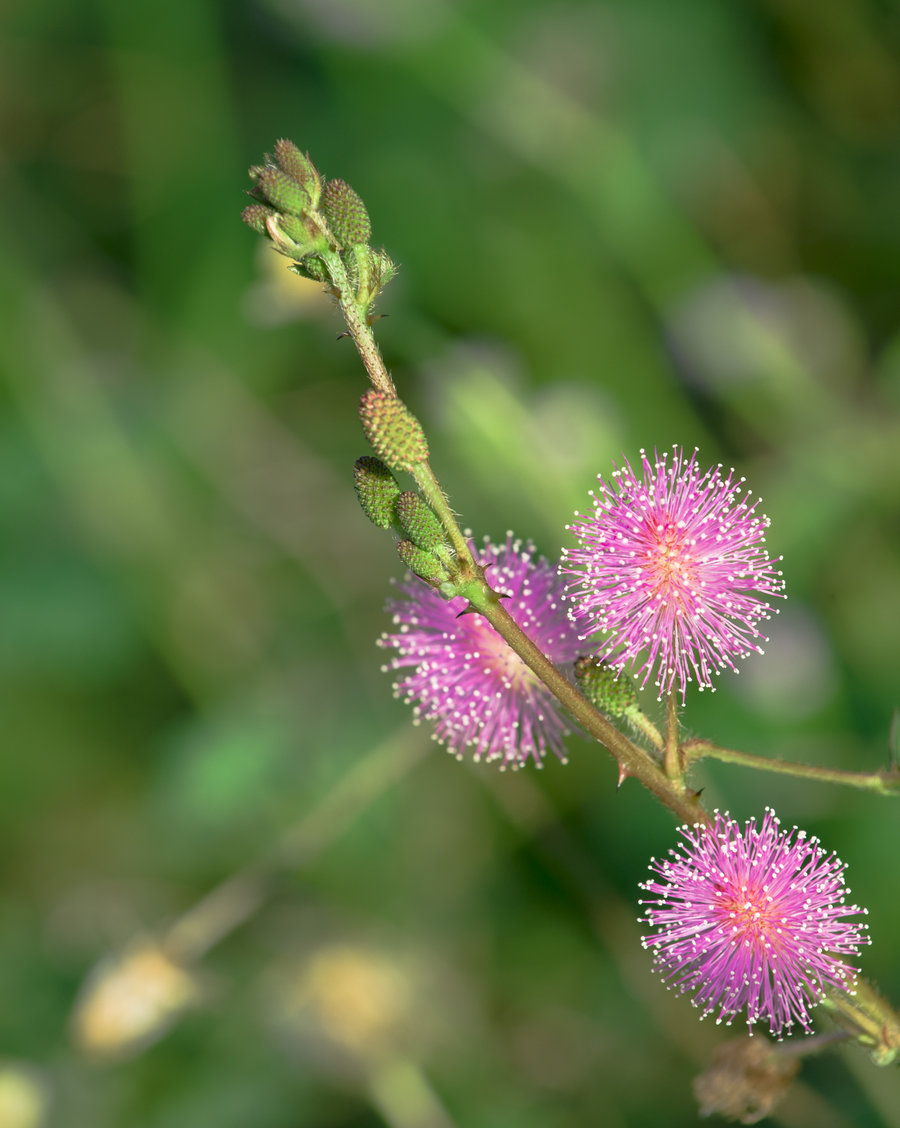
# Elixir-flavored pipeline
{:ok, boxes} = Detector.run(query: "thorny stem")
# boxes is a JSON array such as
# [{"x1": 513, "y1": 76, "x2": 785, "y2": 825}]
[
  {"x1": 331, "y1": 271, "x2": 708, "y2": 824},
  {"x1": 327, "y1": 251, "x2": 894, "y2": 823},
  {"x1": 459, "y1": 577, "x2": 709, "y2": 825},
  {"x1": 683, "y1": 740, "x2": 900, "y2": 797}
]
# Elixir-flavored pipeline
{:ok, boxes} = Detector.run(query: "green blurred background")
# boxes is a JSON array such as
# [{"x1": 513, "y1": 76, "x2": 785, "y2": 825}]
[{"x1": 1, "y1": 0, "x2": 898, "y2": 1125}]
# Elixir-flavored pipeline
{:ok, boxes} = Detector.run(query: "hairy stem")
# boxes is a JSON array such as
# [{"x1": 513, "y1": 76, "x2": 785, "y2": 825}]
[
  {"x1": 625, "y1": 707, "x2": 664, "y2": 755},
  {"x1": 321, "y1": 247, "x2": 396, "y2": 396},
  {"x1": 457, "y1": 576, "x2": 709, "y2": 824},
  {"x1": 664, "y1": 691, "x2": 681, "y2": 780},
  {"x1": 683, "y1": 740, "x2": 900, "y2": 796},
  {"x1": 412, "y1": 461, "x2": 477, "y2": 568}
]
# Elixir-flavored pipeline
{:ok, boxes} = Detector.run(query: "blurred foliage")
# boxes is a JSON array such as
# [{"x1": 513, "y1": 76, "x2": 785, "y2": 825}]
[{"x1": 1, "y1": 0, "x2": 899, "y2": 1125}]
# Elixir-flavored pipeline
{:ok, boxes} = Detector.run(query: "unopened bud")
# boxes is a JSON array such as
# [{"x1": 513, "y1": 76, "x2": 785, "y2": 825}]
[
  {"x1": 359, "y1": 390, "x2": 429, "y2": 472},
  {"x1": 397, "y1": 540, "x2": 447, "y2": 586},
  {"x1": 273, "y1": 139, "x2": 323, "y2": 207},
  {"x1": 354, "y1": 456, "x2": 401, "y2": 529},
  {"x1": 321, "y1": 178, "x2": 372, "y2": 246},
  {"x1": 395, "y1": 492, "x2": 446, "y2": 552},
  {"x1": 265, "y1": 213, "x2": 326, "y2": 260},
  {"x1": 574, "y1": 658, "x2": 637, "y2": 717},
  {"x1": 241, "y1": 203, "x2": 276, "y2": 235},
  {"x1": 276, "y1": 213, "x2": 312, "y2": 244},
  {"x1": 251, "y1": 166, "x2": 310, "y2": 217}
]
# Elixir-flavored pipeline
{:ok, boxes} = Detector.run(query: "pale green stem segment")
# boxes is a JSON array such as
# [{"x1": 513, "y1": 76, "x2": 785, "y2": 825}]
[
  {"x1": 683, "y1": 740, "x2": 900, "y2": 797},
  {"x1": 625, "y1": 706, "x2": 664, "y2": 755},
  {"x1": 822, "y1": 979, "x2": 900, "y2": 1066},
  {"x1": 664, "y1": 691, "x2": 681, "y2": 780}
]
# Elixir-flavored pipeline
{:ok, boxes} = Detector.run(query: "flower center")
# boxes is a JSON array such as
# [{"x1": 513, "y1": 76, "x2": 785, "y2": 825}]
[
  {"x1": 716, "y1": 882, "x2": 786, "y2": 948},
  {"x1": 642, "y1": 521, "x2": 697, "y2": 602}
]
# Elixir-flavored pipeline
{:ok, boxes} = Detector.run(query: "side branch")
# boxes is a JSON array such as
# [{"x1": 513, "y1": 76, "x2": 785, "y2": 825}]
[{"x1": 683, "y1": 740, "x2": 900, "y2": 796}]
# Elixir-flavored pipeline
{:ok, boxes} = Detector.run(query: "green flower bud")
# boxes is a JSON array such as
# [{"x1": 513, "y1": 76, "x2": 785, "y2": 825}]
[
  {"x1": 397, "y1": 540, "x2": 447, "y2": 586},
  {"x1": 276, "y1": 213, "x2": 312, "y2": 244},
  {"x1": 359, "y1": 390, "x2": 429, "y2": 472},
  {"x1": 263, "y1": 213, "x2": 328, "y2": 260},
  {"x1": 251, "y1": 166, "x2": 310, "y2": 217},
  {"x1": 273, "y1": 139, "x2": 323, "y2": 207},
  {"x1": 395, "y1": 492, "x2": 446, "y2": 551},
  {"x1": 241, "y1": 203, "x2": 277, "y2": 235},
  {"x1": 321, "y1": 178, "x2": 372, "y2": 246},
  {"x1": 574, "y1": 657, "x2": 637, "y2": 718},
  {"x1": 354, "y1": 456, "x2": 401, "y2": 529}
]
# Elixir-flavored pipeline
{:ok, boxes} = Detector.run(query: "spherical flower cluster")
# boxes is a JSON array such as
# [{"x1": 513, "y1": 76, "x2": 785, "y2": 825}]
[
  {"x1": 561, "y1": 446, "x2": 785, "y2": 701},
  {"x1": 639, "y1": 809, "x2": 870, "y2": 1038},
  {"x1": 379, "y1": 534, "x2": 581, "y2": 769}
]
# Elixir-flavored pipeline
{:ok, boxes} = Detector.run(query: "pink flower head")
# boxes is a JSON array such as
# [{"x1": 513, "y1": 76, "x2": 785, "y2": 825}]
[
  {"x1": 379, "y1": 534, "x2": 581, "y2": 769},
  {"x1": 639, "y1": 809, "x2": 870, "y2": 1037},
  {"x1": 561, "y1": 446, "x2": 785, "y2": 701}
]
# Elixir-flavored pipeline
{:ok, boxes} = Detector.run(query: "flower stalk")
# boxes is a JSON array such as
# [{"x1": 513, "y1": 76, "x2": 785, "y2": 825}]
[{"x1": 683, "y1": 740, "x2": 900, "y2": 796}]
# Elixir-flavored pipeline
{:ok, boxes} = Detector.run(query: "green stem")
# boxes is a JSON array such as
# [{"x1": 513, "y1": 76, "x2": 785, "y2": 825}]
[
  {"x1": 624, "y1": 707, "x2": 664, "y2": 755},
  {"x1": 320, "y1": 247, "x2": 396, "y2": 397},
  {"x1": 330, "y1": 259, "x2": 705, "y2": 824},
  {"x1": 412, "y1": 461, "x2": 476, "y2": 569},
  {"x1": 664, "y1": 691, "x2": 681, "y2": 780},
  {"x1": 822, "y1": 979, "x2": 900, "y2": 1065},
  {"x1": 683, "y1": 740, "x2": 900, "y2": 796},
  {"x1": 460, "y1": 577, "x2": 709, "y2": 825}
]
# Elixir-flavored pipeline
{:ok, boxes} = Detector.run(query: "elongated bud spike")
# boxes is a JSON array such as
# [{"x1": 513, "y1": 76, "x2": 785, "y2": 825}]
[
  {"x1": 359, "y1": 390, "x2": 429, "y2": 472},
  {"x1": 397, "y1": 540, "x2": 447, "y2": 586},
  {"x1": 321, "y1": 178, "x2": 372, "y2": 246},
  {"x1": 574, "y1": 657, "x2": 638, "y2": 717},
  {"x1": 354, "y1": 456, "x2": 401, "y2": 529},
  {"x1": 395, "y1": 492, "x2": 446, "y2": 551}
]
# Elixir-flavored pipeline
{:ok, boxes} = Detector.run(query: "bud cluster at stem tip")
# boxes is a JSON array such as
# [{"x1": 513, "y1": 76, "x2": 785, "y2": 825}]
[{"x1": 241, "y1": 139, "x2": 397, "y2": 315}]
